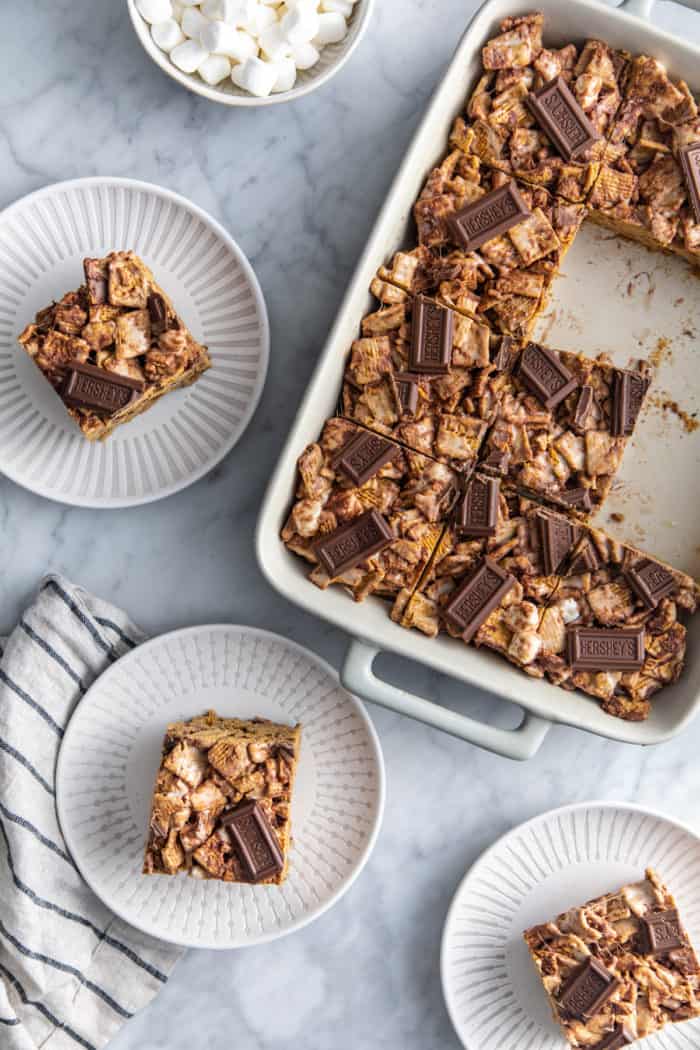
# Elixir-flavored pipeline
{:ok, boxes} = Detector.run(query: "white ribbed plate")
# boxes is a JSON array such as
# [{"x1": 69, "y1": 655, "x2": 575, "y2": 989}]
[
  {"x1": 56, "y1": 625, "x2": 384, "y2": 949},
  {"x1": 0, "y1": 177, "x2": 268, "y2": 507},
  {"x1": 442, "y1": 802, "x2": 700, "y2": 1050}
]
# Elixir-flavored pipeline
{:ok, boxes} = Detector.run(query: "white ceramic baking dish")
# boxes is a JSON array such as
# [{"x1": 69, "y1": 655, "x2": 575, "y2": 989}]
[{"x1": 257, "y1": 0, "x2": 700, "y2": 760}]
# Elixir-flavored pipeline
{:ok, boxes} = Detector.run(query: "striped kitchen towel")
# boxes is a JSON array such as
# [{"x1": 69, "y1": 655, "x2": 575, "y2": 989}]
[{"x1": 0, "y1": 575, "x2": 182, "y2": 1049}]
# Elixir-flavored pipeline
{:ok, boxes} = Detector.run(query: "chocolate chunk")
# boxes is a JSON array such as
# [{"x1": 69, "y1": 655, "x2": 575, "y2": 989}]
[
  {"x1": 537, "y1": 514, "x2": 579, "y2": 575},
  {"x1": 220, "y1": 800, "x2": 284, "y2": 882},
  {"x1": 410, "y1": 296, "x2": 453, "y2": 374},
  {"x1": 527, "y1": 76, "x2": 601, "y2": 163},
  {"x1": 61, "y1": 363, "x2": 144, "y2": 415},
  {"x1": 558, "y1": 957, "x2": 617, "y2": 1021},
  {"x1": 680, "y1": 142, "x2": 700, "y2": 225},
  {"x1": 611, "y1": 370, "x2": 649, "y2": 437},
  {"x1": 147, "y1": 292, "x2": 168, "y2": 333},
  {"x1": 446, "y1": 181, "x2": 529, "y2": 251},
  {"x1": 559, "y1": 487, "x2": 593, "y2": 513},
  {"x1": 573, "y1": 385, "x2": 593, "y2": 432},
  {"x1": 519, "y1": 343, "x2": 578, "y2": 410},
  {"x1": 313, "y1": 509, "x2": 394, "y2": 578},
  {"x1": 593, "y1": 1024, "x2": 634, "y2": 1049},
  {"x1": 331, "y1": 430, "x2": 398, "y2": 486},
  {"x1": 393, "y1": 372, "x2": 421, "y2": 415},
  {"x1": 566, "y1": 626, "x2": 645, "y2": 671},
  {"x1": 443, "y1": 558, "x2": 516, "y2": 642},
  {"x1": 480, "y1": 448, "x2": 510, "y2": 477},
  {"x1": 625, "y1": 559, "x2": 677, "y2": 610},
  {"x1": 642, "y1": 909, "x2": 686, "y2": 956},
  {"x1": 455, "y1": 475, "x2": 499, "y2": 537},
  {"x1": 568, "y1": 541, "x2": 600, "y2": 575},
  {"x1": 492, "y1": 336, "x2": 519, "y2": 372},
  {"x1": 83, "y1": 258, "x2": 108, "y2": 305}
]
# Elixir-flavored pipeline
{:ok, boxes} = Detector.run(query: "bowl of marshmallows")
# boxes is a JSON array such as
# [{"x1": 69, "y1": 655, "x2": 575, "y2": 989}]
[{"x1": 128, "y1": 0, "x2": 373, "y2": 103}]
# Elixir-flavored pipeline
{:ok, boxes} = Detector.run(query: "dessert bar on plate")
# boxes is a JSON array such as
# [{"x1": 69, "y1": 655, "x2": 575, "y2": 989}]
[
  {"x1": 19, "y1": 250, "x2": 210, "y2": 440},
  {"x1": 524, "y1": 868, "x2": 700, "y2": 1047},
  {"x1": 143, "y1": 711, "x2": 301, "y2": 883}
]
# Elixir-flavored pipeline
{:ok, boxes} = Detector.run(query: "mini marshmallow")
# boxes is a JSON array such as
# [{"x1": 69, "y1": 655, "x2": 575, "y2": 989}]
[
  {"x1": 181, "y1": 6, "x2": 209, "y2": 37},
  {"x1": 170, "y1": 38, "x2": 209, "y2": 72},
  {"x1": 201, "y1": 21, "x2": 257, "y2": 60},
  {"x1": 197, "y1": 53, "x2": 232, "y2": 83},
  {"x1": 201, "y1": 0, "x2": 256, "y2": 22},
  {"x1": 151, "y1": 17, "x2": 185, "y2": 50},
  {"x1": 280, "y1": 5, "x2": 319, "y2": 45},
  {"x1": 259, "y1": 23, "x2": 292, "y2": 60},
  {"x1": 321, "y1": 0, "x2": 352, "y2": 14},
  {"x1": 313, "y1": 11, "x2": 346, "y2": 44},
  {"x1": 290, "y1": 41, "x2": 319, "y2": 69},
  {"x1": 244, "y1": 2, "x2": 277, "y2": 35},
  {"x1": 271, "y1": 57, "x2": 297, "y2": 91},
  {"x1": 136, "y1": 0, "x2": 172, "y2": 23},
  {"x1": 231, "y1": 56, "x2": 277, "y2": 97}
]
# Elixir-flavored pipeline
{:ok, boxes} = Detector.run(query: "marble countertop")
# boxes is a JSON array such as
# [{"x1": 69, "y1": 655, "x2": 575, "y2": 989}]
[{"x1": 3, "y1": 1, "x2": 700, "y2": 1048}]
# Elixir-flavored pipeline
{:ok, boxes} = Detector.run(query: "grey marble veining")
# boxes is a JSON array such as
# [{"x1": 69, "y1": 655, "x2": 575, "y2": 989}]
[{"x1": 3, "y1": 1, "x2": 700, "y2": 1048}]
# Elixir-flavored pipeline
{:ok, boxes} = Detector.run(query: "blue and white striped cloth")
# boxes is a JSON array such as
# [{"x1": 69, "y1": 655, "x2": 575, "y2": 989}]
[{"x1": 0, "y1": 576, "x2": 182, "y2": 1049}]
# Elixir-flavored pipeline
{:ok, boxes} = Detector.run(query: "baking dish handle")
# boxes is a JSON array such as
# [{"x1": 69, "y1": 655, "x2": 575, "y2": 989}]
[
  {"x1": 341, "y1": 639, "x2": 552, "y2": 761},
  {"x1": 620, "y1": 0, "x2": 700, "y2": 19}
]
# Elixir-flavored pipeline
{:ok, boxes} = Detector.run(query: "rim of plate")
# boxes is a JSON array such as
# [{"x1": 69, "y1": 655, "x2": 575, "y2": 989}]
[
  {"x1": 55, "y1": 624, "x2": 386, "y2": 949},
  {"x1": 0, "y1": 176, "x2": 270, "y2": 509},
  {"x1": 126, "y1": 0, "x2": 375, "y2": 108},
  {"x1": 440, "y1": 800, "x2": 700, "y2": 1050}
]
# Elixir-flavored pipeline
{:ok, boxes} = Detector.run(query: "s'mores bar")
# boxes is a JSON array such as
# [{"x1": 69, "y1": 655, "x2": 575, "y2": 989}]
[
  {"x1": 478, "y1": 342, "x2": 652, "y2": 517},
  {"x1": 19, "y1": 251, "x2": 210, "y2": 440},
  {"x1": 281, "y1": 417, "x2": 459, "y2": 601},
  {"x1": 143, "y1": 711, "x2": 300, "y2": 883},
  {"x1": 524, "y1": 869, "x2": 700, "y2": 1047},
  {"x1": 455, "y1": 12, "x2": 629, "y2": 203}
]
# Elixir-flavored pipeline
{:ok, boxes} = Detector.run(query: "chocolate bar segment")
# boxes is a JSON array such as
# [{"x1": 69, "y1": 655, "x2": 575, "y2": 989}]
[
  {"x1": 62, "y1": 362, "x2": 144, "y2": 415},
  {"x1": 566, "y1": 626, "x2": 645, "y2": 671},
  {"x1": 625, "y1": 559, "x2": 677, "y2": 610},
  {"x1": 313, "y1": 509, "x2": 394, "y2": 578},
  {"x1": 568, "y1": 540, "x2": 600, "y2": 575},
  {"x1": 519, "y1": 342, "x2": 578, "y2": 410},
  {"x1": 559, "y1": 957, "x2": 617, "y2": 1020},
  {"x1": 593, "y1": 1026, "x2": 634, "y2": 1050},
  {"x1": 446, "y1": 181, "x2": 529, "y2": 251},
  {"x1": 558, "y1": 487, "x2": 593, "y2": 514},
  {"x1": 409, "y1": 296, "x2": 453, "y2": 374},
  {"x1": 455, "y1": 474, "x2": 499, "y2": 538},
  {"x1": 221, "y1": 799, "x2": 284, "y2": 882},
  {"x1": 331, "y1": 430, "x2": 398, "y2": 486},
  {"x1": 393, "y1": 372, "x2": 420, "y2": 415},
  {"x1": 573, "y1": 385, "x2": 593, "y2": 432},
  {"x1": 679, "y1": 142, "x2": 700, "y2": 225},
  {"x1": 83, "y1": 258, "x2": 107, "y2": 305},
  {"x1": 611, "y1": 370, "x2": 649, "y2": 437},
  {"x1": 527, "y1": 76, "x2": 601, "y2": 163},
  {"x1": 642, "y1": 909, "x2": 686, "y2": 956},
  {"x1": 538, "y1": 515, "x2": 579, "y2": 575},
  {"x1": 443, "y1": 557, "x2": 516, "y2": 643}
]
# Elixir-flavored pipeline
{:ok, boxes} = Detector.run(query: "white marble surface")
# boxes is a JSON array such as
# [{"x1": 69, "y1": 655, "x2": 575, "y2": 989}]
[{"x1": 3, "y1": 1, "x2": 700, "y2": 1048}]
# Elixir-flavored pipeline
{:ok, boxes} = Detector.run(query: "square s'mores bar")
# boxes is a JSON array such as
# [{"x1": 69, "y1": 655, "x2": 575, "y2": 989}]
[
  {"x1": 524, "y1": 868, "x2": 700, "y2": 1047},
  {"x1": 411, "y1": 150, "x2": 586, "y2": 338},
  {"x1": 341, "y1": 294, "x2": 515, "y2": 472},
  {"x1": 537, "y1": 523, "x2": 700, "y2": 720},
  {"x1": 392, "y1": 483, "x2": 577, "y2": 676},
  {"x1": 478, "y1": 342, "x2": 651, "y2": 518},
  {"x1": 143, "y1": 711, "x2": 300, "y2": 883},
  {"x1": 19, "y1": 251, "x2": 210, "y2": 440},
  {"x1": 281, "y1": 417, "x2": 459, "y2": 600},
  {"x1": 454, "y1": 12, "x2": 629, "y2": 203}
]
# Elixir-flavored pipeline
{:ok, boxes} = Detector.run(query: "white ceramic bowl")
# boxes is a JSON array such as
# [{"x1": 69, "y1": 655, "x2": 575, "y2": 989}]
[{"x1": 127, "y1": 0, "x2": 375, "y2": 107}]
